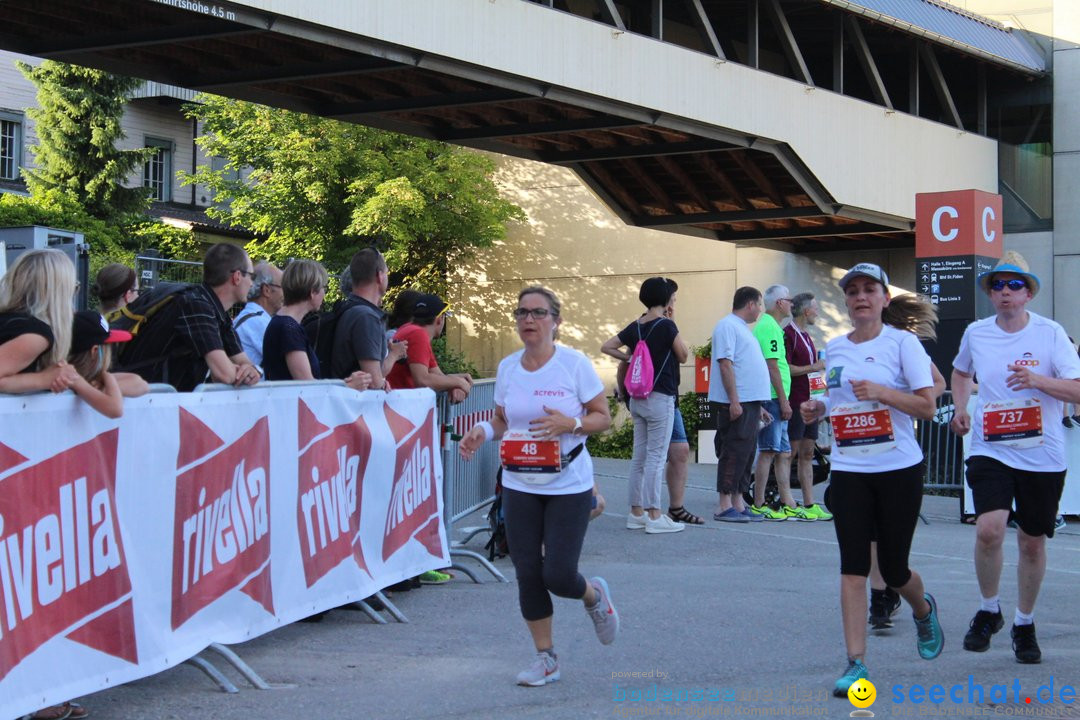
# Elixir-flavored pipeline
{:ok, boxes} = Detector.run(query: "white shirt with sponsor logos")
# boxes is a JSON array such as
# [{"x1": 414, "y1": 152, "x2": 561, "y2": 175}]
[
  {"x1": 494, "y1": 345, "x2": 604, "y2": 495},
  {"x1": 824, "y1": 325, "x2": 933, "y2": 473},
  {"x1": 708, "y1": 313, "x2": 770, "y2": 404},
  {"x1": 953, "y1": 312, "x2": 1080, "y2": 471}
]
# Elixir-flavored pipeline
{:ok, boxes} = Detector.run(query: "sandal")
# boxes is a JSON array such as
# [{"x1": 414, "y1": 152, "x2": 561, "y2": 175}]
[
  {"x1": 30, "y1": 703, "x2": 73, "y2": 720},
  {"x1": 668, "y1": 506, "x2": 705, "y2": 525}
]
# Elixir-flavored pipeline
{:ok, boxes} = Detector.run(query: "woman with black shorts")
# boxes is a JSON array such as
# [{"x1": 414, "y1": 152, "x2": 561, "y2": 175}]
[
  {"x1": 458, "y1": 286, "x2": 616, "y2": 686},
  {"x1": 800, "y1": 263, "x2": 944, "y2": 696}
]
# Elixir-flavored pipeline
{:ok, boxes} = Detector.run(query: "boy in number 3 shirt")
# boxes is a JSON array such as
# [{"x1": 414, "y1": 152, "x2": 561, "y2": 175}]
[{"x1": 950, "y1": 251, "x2": 1080, "y2": 664}]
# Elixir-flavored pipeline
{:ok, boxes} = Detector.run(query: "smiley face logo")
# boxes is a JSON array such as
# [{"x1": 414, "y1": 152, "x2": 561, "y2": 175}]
[{"x1": 848, "y1": 678, "x2": 876, "y2": 708}]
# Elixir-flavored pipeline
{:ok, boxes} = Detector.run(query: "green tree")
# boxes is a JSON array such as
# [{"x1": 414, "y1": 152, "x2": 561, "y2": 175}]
[
  {"x1": 17, "y1": 60, "x2": 151, "y2": 220},
  {"x1": 184, "y1": 95, "x2": 525, "y2": 293}
]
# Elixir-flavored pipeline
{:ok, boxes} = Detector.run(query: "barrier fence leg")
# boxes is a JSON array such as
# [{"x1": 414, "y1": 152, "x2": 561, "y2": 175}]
[
  {"x1": 206, "y1": 643, "x2": 296, "y2": 690},
  {"x1": 184, "y1": 656, "x2": 239, "y2": 694},
  {"x1": 372, "y1": 591, "x2": 409, "y2": 623},
  {"x1": 348, "y1": 599, "x2": 389, "y2": 624},
  {"x1": 450, "y1": 547, "x2": 508, "y2": 582}
]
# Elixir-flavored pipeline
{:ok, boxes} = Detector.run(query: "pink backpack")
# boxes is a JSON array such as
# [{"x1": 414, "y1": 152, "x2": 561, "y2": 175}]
[{"x1": 625, "y1": 320, "x2": 670, "y2": 399}]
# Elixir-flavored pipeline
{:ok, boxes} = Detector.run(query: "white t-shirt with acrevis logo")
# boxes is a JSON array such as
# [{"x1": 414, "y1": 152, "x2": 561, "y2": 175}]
[
  {"x1": 494, "y1": 345, "x2": 605, "y2": 495},
  {"x1": 953, "y1": 312, "x2": 1080, "y2": 472},
  {"x1": 824, "y1": 326, "x2": 933, "y2": 473}
]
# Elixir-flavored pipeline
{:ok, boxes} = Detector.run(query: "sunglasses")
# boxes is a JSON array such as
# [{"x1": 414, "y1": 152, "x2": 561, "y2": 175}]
[
  {"x1": 990, "y1": 279, "x2": 1027, "y2": 292},
  {"x1": 513, "y1": 307, "x2": 555, "y2": 320}
]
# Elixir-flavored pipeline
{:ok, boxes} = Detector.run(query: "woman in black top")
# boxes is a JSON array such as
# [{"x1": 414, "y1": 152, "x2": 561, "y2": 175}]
[
  {"x1": 601, "y1": 277, "x2": 689, "y2": 534},
  {"x1": 262, "y1": 260, "x2": 371, "y2": 390},
  {"x1": 0, "y1": 249, "x2": 79, "y2": 394}
]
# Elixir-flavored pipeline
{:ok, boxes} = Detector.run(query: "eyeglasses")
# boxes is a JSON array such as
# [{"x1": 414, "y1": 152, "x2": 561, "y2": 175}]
[
  {"x1": 513, "y1": 307, "x2": 555, "y2": 320},
  {"x1": 991, "y1": 279, "x2": 1027, "y2": 292},
  {"x1": 265, "y1": 282, "x2": 281, "y2": 289},
  {"x1": 235, "y1": 268, "x2": 256, "y2": 279}
]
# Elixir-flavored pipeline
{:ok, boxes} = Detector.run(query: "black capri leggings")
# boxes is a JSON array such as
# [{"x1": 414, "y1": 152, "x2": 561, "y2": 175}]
[
  {"x1": 829, "y1": 463, "x2": 924, "y2": 588},
  {"x1": 503, "y1": 487, "x2": 593, "y2": 622}
]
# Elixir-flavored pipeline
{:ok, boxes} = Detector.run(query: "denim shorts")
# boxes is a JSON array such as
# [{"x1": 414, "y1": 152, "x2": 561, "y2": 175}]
[
  {"x1": 670, "y1": 407, "x2": 687, "y2": 444},
  {"x1": 757, "y1": 398, "x2": 790, "y2": 453}
]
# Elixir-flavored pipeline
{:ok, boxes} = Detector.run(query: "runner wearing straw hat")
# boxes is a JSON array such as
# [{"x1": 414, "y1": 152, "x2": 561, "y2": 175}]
[{"x1": 950, "y1": 251, "x2": 1080, "y2": 664}]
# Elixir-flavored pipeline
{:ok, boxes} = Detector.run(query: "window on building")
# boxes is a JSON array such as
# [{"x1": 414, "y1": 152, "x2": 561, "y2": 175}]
[
  {"x1": 0, "y1": 111, "x2": 24, "y2": 182},
  {"x1": 143, "y1": 137, "x2": 173, "y2": 202}
]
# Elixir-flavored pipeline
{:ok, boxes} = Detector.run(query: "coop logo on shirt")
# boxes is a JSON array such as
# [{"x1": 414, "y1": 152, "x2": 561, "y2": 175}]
[
  {"x1": 1013, "y1": 352, "x2": 1040, "y2": 368},
  {"x1": 827, "y1": 366, "x2": 844, "y2": 389}
]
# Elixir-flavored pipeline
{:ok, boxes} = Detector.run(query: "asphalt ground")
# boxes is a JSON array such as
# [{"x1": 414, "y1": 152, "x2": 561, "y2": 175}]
[{"x1": 79, "y1": 458, "x2": 1080, "y2": 720}]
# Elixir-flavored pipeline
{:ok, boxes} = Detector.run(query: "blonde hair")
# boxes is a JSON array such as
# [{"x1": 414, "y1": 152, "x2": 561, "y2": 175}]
[
  {"x1": 282, "y1": 259, "x2": 328, "y2": 306},
  {"x1": 883, "y1": 294, "x2": 938, "y2": 341},
  {"x1": 0, "y1": 249, "x2": 75, "y2": 367},
  {"x1": 518, "y1": 285, "x2": 562, "y2": 341}
]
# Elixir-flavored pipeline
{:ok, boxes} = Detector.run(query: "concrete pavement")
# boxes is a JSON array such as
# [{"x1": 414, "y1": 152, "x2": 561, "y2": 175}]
[{"x1": 83, "y1": 458, "x2": 1080, "y2": 719}]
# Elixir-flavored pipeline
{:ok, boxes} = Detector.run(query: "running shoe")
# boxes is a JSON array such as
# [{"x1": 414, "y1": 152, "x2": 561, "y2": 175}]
[
  {"x1": 626, "y1": 512, "x2": 648, "y2": 530},
  {"x1": 833, "y1": 658, "x2": 869, "y2": 698},
  {"x1": 868, "y1": 587, "x2": 901, "y2": 629},
  {"x1": 962, "y1": 609, "x2": 1004, "y2": 652},
  {"x1": 586, "y1": 576, "x2": 620, "y2": 645},
  {"x1": 801, "y1": 504, "x2": 833, "y2": 521},
  {"x1": 781, "y1": 505, "x2": 813, "y2": 521},
  {"x1": 750, "y1": 504, "x2": 787, "y2": 521},
  {"x1": 1011, "y1": 623, "x2": 1042, "y2": 664},
  {"x1": 914, "y1": 592, "x2": 944, "y2": 660},
  {"x1": 1055, "y1": 515, "x2": 1067, "y2": 531},
  {"x1": 419, "y1": 570, "x2": 452, "y2": 584},
  {"x1": 516, "y1": 651, "x2": 560, "y2": 686},
  {"x1": 645, "y1": 514, "x2": 685, "y2": 534}
]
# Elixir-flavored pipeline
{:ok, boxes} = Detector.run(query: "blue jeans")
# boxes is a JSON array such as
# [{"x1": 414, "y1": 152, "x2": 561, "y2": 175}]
[{"x1": 757, "y1": 398, "x2": 790, "y2": 453}]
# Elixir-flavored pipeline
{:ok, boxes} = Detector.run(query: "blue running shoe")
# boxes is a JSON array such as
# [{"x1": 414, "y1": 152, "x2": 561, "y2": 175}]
[
  {"x1": 833, "y1": 658, "x2": 869, "y2": 697},
  {"x1": 914, "y1": 592, "x2": 944, "y2": 660}
]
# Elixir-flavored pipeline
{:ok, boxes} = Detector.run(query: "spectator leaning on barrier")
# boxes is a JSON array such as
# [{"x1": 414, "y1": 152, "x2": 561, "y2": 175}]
[
  {"x1": 262, "y1": 259, "x2": 372, "y2": 391},
  {"x1": 0, "y1": 248, "x2": 79, "y2": 395},
  {"x1": 67, "y1": 310, "x2": 134, "y2": 418},
  {"x1": 93, "y1": 262, "x2": 139, "y2": 316},
  {"x1": 329, "y1": 246, "x2": 407, "y2": 387},
  {"x1": 234, "y1": 260, "x2": 284, "y2": 369},
  {"x1": 386, "y1": 293, "x2": 472, "y2": 401},
  {"x1": 117, "y1": 243, "x2": 261, "y2": 392}
]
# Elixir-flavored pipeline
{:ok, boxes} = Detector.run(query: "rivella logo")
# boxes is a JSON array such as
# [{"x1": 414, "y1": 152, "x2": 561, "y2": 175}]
[
  {"x1": 296, "y1": 398, "x2": 372, "y2": 587},
  {"x1": 382, "y1": 406, "x2": 443, "y2": 562},
  {"x1": 171, "y1": 410, "x2": 273, "y2": 630},
  {"x1": 0, "y1": 430, "x2": 136, "y2": 680}
]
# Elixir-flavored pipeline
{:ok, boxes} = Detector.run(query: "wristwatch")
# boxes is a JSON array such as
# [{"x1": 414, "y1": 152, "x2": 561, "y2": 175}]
[{"x1": 572, "y1": 417, "x2": 584, "y2": 435}]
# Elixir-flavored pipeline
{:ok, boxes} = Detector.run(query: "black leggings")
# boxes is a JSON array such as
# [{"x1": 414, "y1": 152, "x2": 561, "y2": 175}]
[
  {"x1": 503, "y1": 487, "x2": 592, "y2": 622},
  {"x1": 830, "y1": 463, "x2": 924, "y2": 588}
]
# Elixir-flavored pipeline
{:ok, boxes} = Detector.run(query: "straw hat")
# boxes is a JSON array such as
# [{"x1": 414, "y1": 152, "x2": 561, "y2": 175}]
[{"x1": 976, "y1": 250, "x2": 1040, "y2": 297}]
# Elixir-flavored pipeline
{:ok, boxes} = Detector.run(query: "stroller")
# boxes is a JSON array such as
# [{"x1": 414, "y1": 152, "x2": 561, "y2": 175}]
[{"x1": 742, "y1": 444, "x2": 831, "y2": 509}]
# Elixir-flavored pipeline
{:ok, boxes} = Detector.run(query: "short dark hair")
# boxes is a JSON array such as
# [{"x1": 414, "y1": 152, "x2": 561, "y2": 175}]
[
  {"x1": 666, "y1": 278, "x2": 679, "y2": 293},
  {"x1": 388, "y1": 289, "x2": 424, "y2": 330},
  {"x1": 639, "y1": 276, "x2": 673, "y2": 308},
  {"x1": 204, "y1": 243, "x2": 249, "y2": 287},
  {"x1": 349, "y1": 247, "x2": 386, "y2": 287},
  {"x1": 732, "y1": 286, "x2": 761, "y2": 310}
]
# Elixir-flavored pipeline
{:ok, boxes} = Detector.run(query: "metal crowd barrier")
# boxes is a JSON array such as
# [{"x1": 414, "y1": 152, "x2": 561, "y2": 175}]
[
  {"x1": 437, "y1": 379, "x2": 507, "y2": 583},
  {"x1": 914, "y1": 390, "x2": 964, "y2": 492}
]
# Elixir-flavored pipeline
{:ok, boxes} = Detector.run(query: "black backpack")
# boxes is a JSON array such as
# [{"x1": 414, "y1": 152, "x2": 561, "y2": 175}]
[
  {"x1": 484, "y1": 469, "x2": 510, "y2": 561},
  {"x1": 302, "y1": 295, "x2": 362, "y2": 378},
  {"x1": 106, "y1": 282, "x2": 189, "y2": 337}
]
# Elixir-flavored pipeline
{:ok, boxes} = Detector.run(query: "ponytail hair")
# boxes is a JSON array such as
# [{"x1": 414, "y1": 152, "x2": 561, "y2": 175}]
[{"x1": 883, "y1": 294, "x2": 938, "y2": 341}]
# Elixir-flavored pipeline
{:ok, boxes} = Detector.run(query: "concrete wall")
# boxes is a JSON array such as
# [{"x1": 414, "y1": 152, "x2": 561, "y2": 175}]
[{"x1": 450, "y1": 155, "x2": 931, "y2": 385}]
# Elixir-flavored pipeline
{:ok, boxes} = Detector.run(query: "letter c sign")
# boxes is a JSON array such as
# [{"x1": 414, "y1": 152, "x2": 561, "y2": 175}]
[
  {"x1": 981, "y1": 206, "x2": 996, "y2": 243},
  {"x1": 932, "y1": 206, "x2": 959, "y2": 243}
]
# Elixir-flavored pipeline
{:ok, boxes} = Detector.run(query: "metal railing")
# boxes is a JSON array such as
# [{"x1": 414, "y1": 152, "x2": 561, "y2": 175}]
[
  {"x1": 135, "y1": 254, "x2": 203, "y2": 292},
  {"x1": 437, "y1": 379, "x2": 506, "y2": 582},
  {"x1": 915, "y1": 391, "x2": 963, "y2": 491}
]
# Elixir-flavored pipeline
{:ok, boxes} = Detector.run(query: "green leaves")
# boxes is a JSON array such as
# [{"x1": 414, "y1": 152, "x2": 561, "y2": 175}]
[{"x1": 183, "y1": 95, "x2": 524, "y2": 293}]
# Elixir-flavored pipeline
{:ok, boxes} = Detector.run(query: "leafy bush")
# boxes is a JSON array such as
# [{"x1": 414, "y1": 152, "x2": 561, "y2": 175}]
[{"x1": 587, "y1": 396, "x2": 634, "y2": 459}]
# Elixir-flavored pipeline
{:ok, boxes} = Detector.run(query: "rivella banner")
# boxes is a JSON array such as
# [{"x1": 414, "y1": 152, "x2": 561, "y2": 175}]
[{"x1": 0, "y1": 384, "x2": 448, "y2": 719}]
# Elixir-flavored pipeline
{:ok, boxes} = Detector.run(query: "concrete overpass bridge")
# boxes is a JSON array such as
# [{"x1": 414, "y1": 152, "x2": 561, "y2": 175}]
[{"x1": 0, "y1": 0, "x2": 1047, "y2": 252}]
